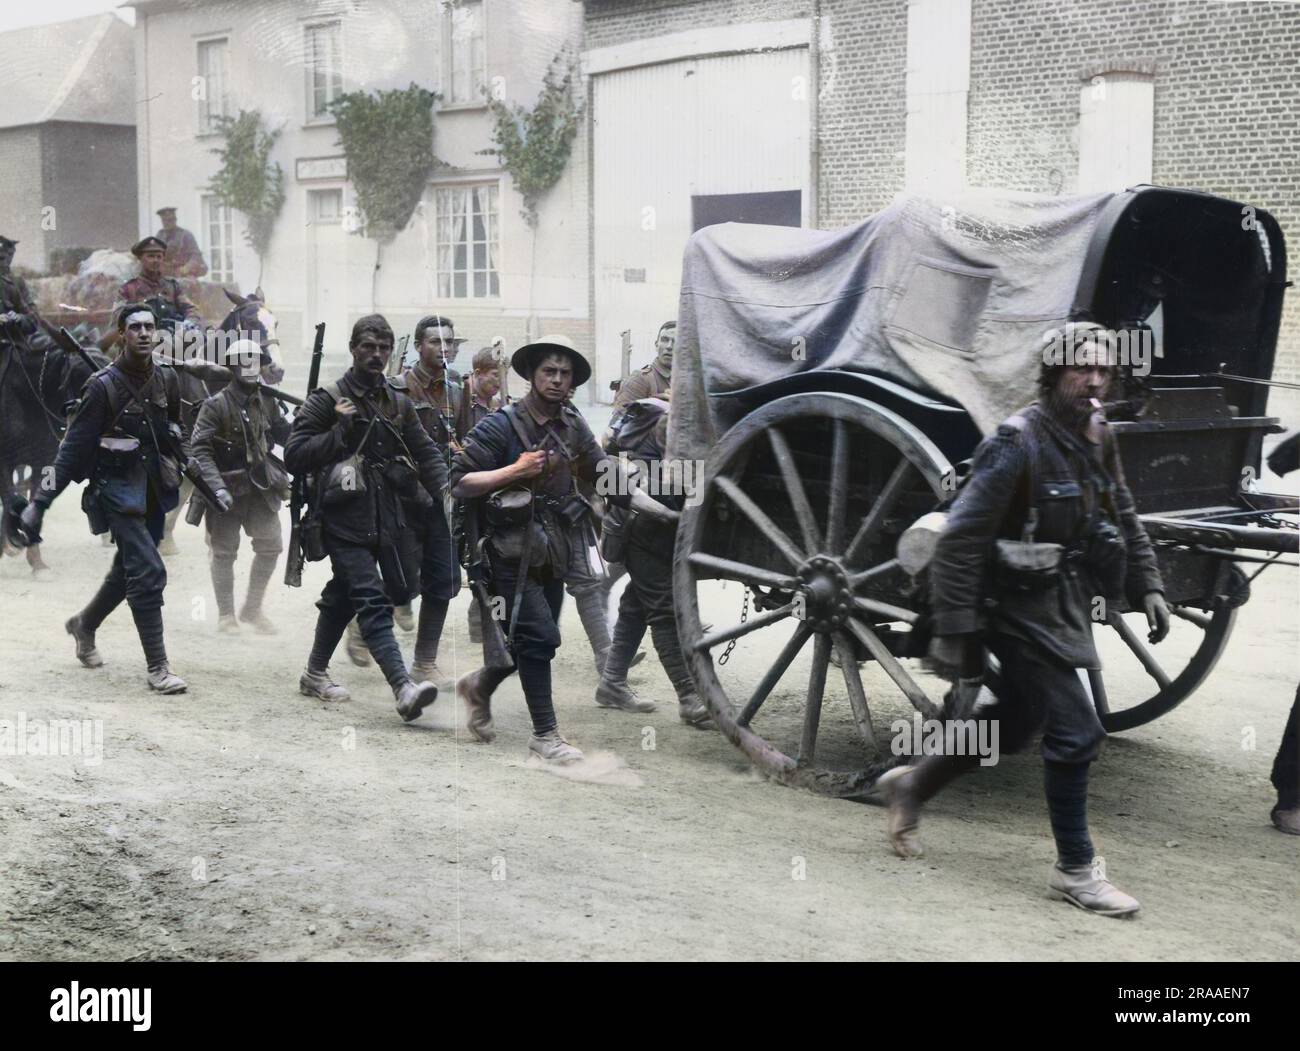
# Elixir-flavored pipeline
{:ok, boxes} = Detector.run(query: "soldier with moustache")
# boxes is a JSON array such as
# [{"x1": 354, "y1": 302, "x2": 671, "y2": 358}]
[{"x1": 286, "y1": 314, "x2": 446, "y2": 721}]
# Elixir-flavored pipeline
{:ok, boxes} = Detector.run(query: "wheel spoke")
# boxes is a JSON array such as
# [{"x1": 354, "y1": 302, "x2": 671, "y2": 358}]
[
  {"x1": 846, "y1": 617, "x2": 940, "y2": 719},
  {"x1": 1087, "y1": 668, "x2": 1110, "y2": 718},
  {"x1": 833, "y1": 631, "x2": 878, "y2": 755},
  {"x1": 1171, "y1": 605, "x2": 1211, "y2": 630},
  {"x1": 798, "y1": 633, "x2": 832, "y2": 765},
  {"x1": 688, "y1": 552, "x2": 797, "y2": 591},
  {"x1": 738, "y1": 623, "x2": 812, "y2": 728},
  {"x1": 694, "y1": 602, "x2": 795, "y2": 653},
  {"x1": 849, "y1": 558, "x2": 900, "y2": 590},
  {"x1": 1107, "y1": 612, "x2": 1171, "y2": 690},
  {"x1": 852, "y1": 595, "x2": 919, "y2": 625},
  {"x1": 715, "y1": 475, "x2": 805, "y2": 568},
  {"x1": 825, "y1": 418, "x2": 850, "y2": 554},
  {"x1": 767, "y1": 426, "x2": 822, "y2": 554},
  {"x1": 844, "y1": 457, "x2": 915, "y2": 567}
]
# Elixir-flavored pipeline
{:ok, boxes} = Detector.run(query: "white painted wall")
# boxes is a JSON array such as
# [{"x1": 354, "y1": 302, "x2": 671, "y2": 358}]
[
  {"x1": 904, "y1": 0, "x2": 971, "y2": 195},
  {"x1": 587, "y1": 24, "x2": 811, "y2": 391},
  {"x1": 1077, "y1": 73, "x2": 1155, "y2": 193}
]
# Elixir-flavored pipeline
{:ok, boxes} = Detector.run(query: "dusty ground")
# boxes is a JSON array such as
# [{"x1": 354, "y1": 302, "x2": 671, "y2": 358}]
[{"x1": 1, "y1": 459, "x2": 1297, "y2": 962}]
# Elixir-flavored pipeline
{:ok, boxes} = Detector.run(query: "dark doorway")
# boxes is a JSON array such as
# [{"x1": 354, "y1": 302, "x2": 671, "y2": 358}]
[{"x1": 691, "y1": 190, "x2": 802, "y2": 232}]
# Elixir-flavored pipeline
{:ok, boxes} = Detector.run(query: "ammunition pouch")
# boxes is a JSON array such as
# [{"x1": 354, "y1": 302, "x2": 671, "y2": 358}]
[
  {"x1": 81, "y1": 485, "x2": 111, "y2": 535},
  {"x1": 382, "y1": 455, "x2": 420, "y2": 498},
  {"x1": 1079, "y1": 518, "x2": 1127, "y2": 598},
  {"x1": 993, "y1": 537, "x2": 1064, "y2": 594},
  {"x1": 485, "y1": 485, "x2": 533, "y2": 528},
  {"x1": 554, "y1": 493, "x2": 592, "y2": 529}
]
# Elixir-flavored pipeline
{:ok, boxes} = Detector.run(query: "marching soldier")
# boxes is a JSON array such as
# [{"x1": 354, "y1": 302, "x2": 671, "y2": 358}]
[
  {"x1": 189, "y1": 338, "x2": 292, "y2": 635},
  {"x1": 155, "y1": 207, "x2": 209, "y2": 279},
  {"x1": 17, "y1": 304, "x2": 189, "y2": 693},
  {"x1": 595, "y1": 396, "x2": 711, "y2": 726},
  {"x1": 342, "y1": 315, "x2": 466, "y2": 661},
  {"x1": 879, "y1": 323, "x2": 1169, "y2": 918},
  {"x1": 451, "y1": 336, "x2": 676, "y2": 763},
  {"x1": 460, "y1": 345, "x2": 507, "y2": 646},
  {"x1": 611, "y1": 320, "x2": 674, "y2": 419},
  {"x1": 116, "y1": 236, "x2": 202, "y2": 327},
  {"x1": 285, "y1": 314, "x2": 445, "y2": 721},
  {"x1": 391, "y1": 315, "x2": 470, "y2": 687}
]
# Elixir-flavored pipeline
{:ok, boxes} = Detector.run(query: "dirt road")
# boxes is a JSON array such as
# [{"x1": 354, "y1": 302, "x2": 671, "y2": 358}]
[{"x1": 1, "y1": 485, "x2": 1296, "y2": 962}]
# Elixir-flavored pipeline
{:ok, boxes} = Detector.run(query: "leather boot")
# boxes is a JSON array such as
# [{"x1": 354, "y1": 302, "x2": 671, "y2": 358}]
[
  {"x1": 1048, "y1": 857, "x2": 1141, "y2": 917},
  {"x1": 394, "y1": 603, "x2": 415, "y2": 633},
  {"x1": 300, "y1": 668, "x2": 351, "y2": 702},
  {"x1": 457, "y1": 668, "x2": 505, "y2": 743},
  {"x1": 65, "y1": 614, "x2": 104, "y2": 669},
  {"x1": 395, "y1": 679, "x2": 438, "y2": 723},
  {"x1": 411, "y1": 599, "x2": 451, "y2": 688},
  {"x1": 147, "y1": 663, "x2": 187, "y2": 694},
  {"x1": 877, "y1": 753, "x2": 976, "y2": 859}
]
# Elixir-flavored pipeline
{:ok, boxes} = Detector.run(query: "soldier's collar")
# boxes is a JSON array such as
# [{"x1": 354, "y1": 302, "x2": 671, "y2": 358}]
[{"x1": 520, "y1": 392, "x2": 573, "y2": 430}]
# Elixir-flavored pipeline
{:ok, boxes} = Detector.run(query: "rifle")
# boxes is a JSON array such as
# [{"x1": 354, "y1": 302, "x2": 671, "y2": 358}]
[{"x1": 284, "y1": 322, "x2": 326, "y2": 587}]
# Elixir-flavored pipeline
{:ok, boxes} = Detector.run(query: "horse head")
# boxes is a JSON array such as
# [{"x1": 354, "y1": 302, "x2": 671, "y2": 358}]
[{"x1": 220, "y1": 287, "x2": 283, "y2": 384}]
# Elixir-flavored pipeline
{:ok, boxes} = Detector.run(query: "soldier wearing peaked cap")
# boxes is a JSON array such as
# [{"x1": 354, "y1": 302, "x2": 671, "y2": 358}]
[
  {"x1": 116, "y1": 236, "x2": 201, "y2": 328},
  {"x1": 155, "y1": 207, "x2": 209, "y2": 279}
]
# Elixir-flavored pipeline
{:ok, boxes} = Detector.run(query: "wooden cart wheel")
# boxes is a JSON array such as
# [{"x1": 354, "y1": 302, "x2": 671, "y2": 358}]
[
  {"x1": 674, "y1": 392, "x2": 952, "y2": 798},
  {"x1": 1088, "y1": 600, "x2": 1238, "y2": 733}
]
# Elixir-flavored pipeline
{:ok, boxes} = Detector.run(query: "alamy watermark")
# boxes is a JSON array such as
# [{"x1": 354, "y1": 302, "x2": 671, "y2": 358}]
[
  {"x1": 891, "y1": 713, "x2": 1000, "y2": 766},
  {"x1": 594, "y1": 455, "x2": 706, "y2": 507},
  {"x1": 0, "y1": 713, "x2": 104, "y2": 766},
  {"x1": 1041, "y1": 325, "x2": 1154, "y2": 377}
]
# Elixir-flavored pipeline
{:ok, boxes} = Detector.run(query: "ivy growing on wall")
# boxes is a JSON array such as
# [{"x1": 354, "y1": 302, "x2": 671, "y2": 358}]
[
  {"x1": 480, "y1": 51, "x2": 584, "y2": 229},
  {"x1": 329, "y1": 83, "x2": 441, "y2": 304},
  {"x1": 207, "y1": 109, "x2": 285, "y2": 286}
]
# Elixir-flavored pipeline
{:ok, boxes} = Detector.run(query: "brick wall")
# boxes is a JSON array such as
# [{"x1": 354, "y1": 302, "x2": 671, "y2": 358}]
[
  {"x1": 816, "y1": 0, "x2": 909, "y2": 226},
  {"x1": 966, "y1": 0, "x2": 1300, "y2": 394},
  {"x1": 584, "y1": 0, "x2": 1300, "y2": 406}
]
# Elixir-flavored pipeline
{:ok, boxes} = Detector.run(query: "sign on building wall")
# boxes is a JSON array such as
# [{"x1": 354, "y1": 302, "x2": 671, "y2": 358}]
[{"x1": 296, "y1": 156, "x2": 348, "y2": 181}]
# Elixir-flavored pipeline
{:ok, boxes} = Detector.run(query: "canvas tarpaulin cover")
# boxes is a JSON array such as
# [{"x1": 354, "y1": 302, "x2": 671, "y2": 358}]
[{"x1": 666, "y1": 189, "x2": 1115, "y2": 466}]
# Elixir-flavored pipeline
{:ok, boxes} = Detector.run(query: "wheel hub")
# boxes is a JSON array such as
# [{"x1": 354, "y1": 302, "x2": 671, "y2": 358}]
[{"x1": 796, "y1": 555, "x2": 852, "y2": 632}]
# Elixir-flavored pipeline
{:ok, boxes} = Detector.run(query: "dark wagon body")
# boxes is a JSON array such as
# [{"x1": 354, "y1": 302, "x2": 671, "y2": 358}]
[{"x1": 670, "y1": 186, "x2": 1297, "y2": 797}]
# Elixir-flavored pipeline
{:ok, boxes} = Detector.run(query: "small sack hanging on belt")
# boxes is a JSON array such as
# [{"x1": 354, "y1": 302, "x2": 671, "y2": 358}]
[{"x1": 321, "y1": 409, "x2": 381, "y2": 506}]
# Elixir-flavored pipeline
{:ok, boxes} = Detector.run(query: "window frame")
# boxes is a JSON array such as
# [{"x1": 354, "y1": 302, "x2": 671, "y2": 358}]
[
  {"x1": 195, "y1": 35, "x2": 231, "y2": 137},
  {"x1": 431, "y1": 180, "x2": 501, "y2": 301},
  {"x1": 440, "y1": 0, "x2": 488, "y2": 109},
  {"x1": 201, "y1": 193, "x2": 236, "y2": 284},
  {"x1": 304, "y1": 20, "x2": 344, "y2": 125}
]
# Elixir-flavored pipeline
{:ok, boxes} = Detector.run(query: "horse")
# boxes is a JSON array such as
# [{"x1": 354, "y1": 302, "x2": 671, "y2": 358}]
[{"x1": 0, "y1": 323, "x2": 109, "y2": 575}]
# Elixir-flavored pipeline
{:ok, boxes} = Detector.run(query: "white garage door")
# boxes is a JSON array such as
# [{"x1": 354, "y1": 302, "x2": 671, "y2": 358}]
[{"x1": 592, "y1": 46, "x2": 810, "y2": 397}]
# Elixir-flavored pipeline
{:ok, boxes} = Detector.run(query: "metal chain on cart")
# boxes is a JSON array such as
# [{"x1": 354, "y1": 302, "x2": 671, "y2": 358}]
[{"x1": 717, "y1": 587, "x2": 749, "y2": 665}]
